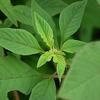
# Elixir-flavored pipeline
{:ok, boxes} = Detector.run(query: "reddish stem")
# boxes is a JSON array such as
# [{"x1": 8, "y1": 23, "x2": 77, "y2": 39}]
[{"x1": 13, "y1": 91, "x2": 20, "y2": 100}]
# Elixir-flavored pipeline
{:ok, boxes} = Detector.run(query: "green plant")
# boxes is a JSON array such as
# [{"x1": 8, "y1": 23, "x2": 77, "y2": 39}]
[{"x1": 0, "y1": 0, "x2": 100, "y2": 100}]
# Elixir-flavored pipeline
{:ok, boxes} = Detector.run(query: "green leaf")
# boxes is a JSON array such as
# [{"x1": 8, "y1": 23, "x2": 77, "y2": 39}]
[
  {"x1": 59, "y1": 41, "x2": 100, "y2": 100},
  {"x1": 31, "y1": 0, "x2": 55, "y2": 32},
  {"x1": 61, "y1": 39, "x2": 86, "y2": 53},
  {"x1": 37, "y1": 50, "x2": 53, "y2": 68},
  {"x1": 34, "y1": 12, "x2": 54, "y2": 48},
  {"x1": 31, "y1": 0, "x2": 59, "y2": 48},
  {"x1": 29, "y1": 79, "x2": 56, "y2": 100},
  {"x1": 36, "y1": 0, "x2": 67, "y2": 16},
  {"x1": 0, "y1": 0, "x2": 17, "y2": 26},
  {"x1": 53, "y1": 54, "x2": 66, "y2": 81},
  {"x1": 59, "y1": 0, "x2": 87, "y2": 43},
  {"x1": 0, "y1": 55, "x2": 43, "y2": 100},
  {"x1": 13, "y1": 5, "x2": 32, "y2": 26},
  {"x1": 0, "y1": 28, "x2": 42, "y2": 55}
]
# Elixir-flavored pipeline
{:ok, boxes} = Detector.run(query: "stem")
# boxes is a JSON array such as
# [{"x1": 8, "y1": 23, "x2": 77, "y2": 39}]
[
  {"x1": 43, "y1": 72, "x2": 65, "y2": 79},
  {"x1": 52, "y1": 72, "x2": 65, "y2": 79},
  {"x1": 13, "y1": 91, "x2": 20, "y2": 100}
]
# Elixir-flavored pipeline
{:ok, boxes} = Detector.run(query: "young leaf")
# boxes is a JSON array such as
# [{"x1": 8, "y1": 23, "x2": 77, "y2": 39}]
[
  {"x1": 59, "y1": 42, "x2": 100, "y2": 100},
  {"x1": 59, "y1": 0, "x2": 87, "y2": 43},
  {"x1": 0, "y1": 55, "x2": 43, "y2": 100},
  {"x1": 29, "y1": 79, "x2": 56, "y2": 100},
  {"x1": 31, "y1": 0, "x2": 59, "y2": 48},
  {"x1": 53, "y1": 54, "x2": 66, "y2": 81},
  {"x1": 34, "y1": 12, "x2": 54, "y2": 48},
  {"x1": 0, "y1": 28, "x2": 43, "y2": 55},
  {"x1": 31, "y1": 0, "x2": 58, "y2": 48},
  {"x1": 0, "y1": 0, "x2": 17, "y2": 26},
  {"x1": 31, "y1": 0, "x2": 55, "y2": 32},
  {"x1": 37, "y1": 50, "x2": 53, "y2": 68},
  {"x1": 61, "y1": 39, "x2": 86, "y2": 53}
]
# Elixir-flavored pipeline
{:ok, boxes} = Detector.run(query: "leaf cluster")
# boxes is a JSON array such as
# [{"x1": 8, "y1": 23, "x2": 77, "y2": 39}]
[{"x1": 0, "y1": 0, "x2": 100, "y2": 100}]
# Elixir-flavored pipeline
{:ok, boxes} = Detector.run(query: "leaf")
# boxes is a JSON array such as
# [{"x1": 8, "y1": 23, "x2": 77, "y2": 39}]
[
  {"x1": 29, "y1": 78, "x2": 56, "y2": 100},
  {"x1": 79, "y1": 0, "x2": 100, "y2": 42},
  {"x1": 31, "y1": 0, "x2": 55, "y2": 32},
  {"x1": 0, "y1": 0, "x2": 17, "y2": 26},
  {"x1": 22, "y1": 55, "x2": 54, "y2": 74},
  {"x1": 31, "y1": 0, "x2": 59, "y2": 48},
  {"x1": 53, "y1": 54, "x2": 66, "y2": 81},
  {"x1": 61, "y1": 39, "x2": 86, "y2": 53},
  {"x1": 36, "y1": 0, "x2": 67, "y2": 16},
  {"x1": 59, "y1": 42, "x2": 100, "y2": 100},
  {"x1": 0, "y1": 55, "x2": 43, "y2": 100},
  {"x1": 59, "y1": 0, "x2": 87, "y2": 43},
  {"x1": 13, "y1": 5, "x2": 32, "y2": 26},
  {"x1": 0, "y1": 28, "x2": 43, "y2": 55},
  {"x1": 37, "y1": 50, "x2": 53, "y2": 68},
  {"x1": 34, "y1": 12, "x2": 54, "y2": 48}
]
